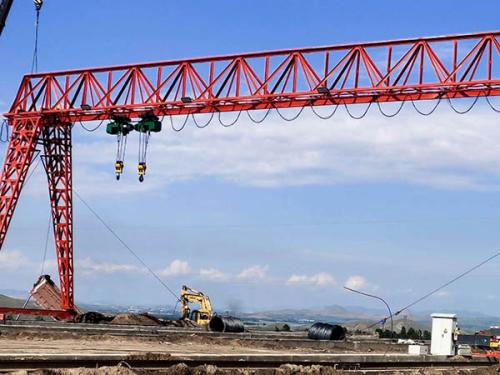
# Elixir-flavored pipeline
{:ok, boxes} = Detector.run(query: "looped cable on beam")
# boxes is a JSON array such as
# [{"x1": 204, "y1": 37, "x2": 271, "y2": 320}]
[
  {"x1": 344, "y1": 101, "x2": 372, "y2": 119},
  {"x1": 310, "y1": 104, "x2": 339, "y2": 119},
  {"x1": 377, "y1": 101, "x2": 405, "y2": 118},
  {"x1": 246, "y1": 108, "x2": 272, "y2": 124},
  {"x1": 192, "y1": 112, "x2": 215, "y2": 128},
  {"x1": 447, "y1": 96, "x2": 480, "y2": 114},
  {"x1": 274, "y1": 105, "x2": 306, "y2": 122},
  {"x1": 79, "y1": 119, "x2": 104, "y2": 132},
  {"x1": 411, "y1": 97, "x2": 442, "y2": 116},
  {"x1": 486, "y1": 96, "x2": 500, "y2": 113},
  {"x1": 169, "y1": 114, "x2": 191, "y2": 132},
  {"x1": 218, "y1": 109, "x2": 243, "y2": 127}
]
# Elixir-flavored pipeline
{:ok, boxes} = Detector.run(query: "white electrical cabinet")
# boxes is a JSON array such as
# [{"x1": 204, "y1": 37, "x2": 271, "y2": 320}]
[{"x1": 430, "y1": 313, "x2": 457, "y2": 356}]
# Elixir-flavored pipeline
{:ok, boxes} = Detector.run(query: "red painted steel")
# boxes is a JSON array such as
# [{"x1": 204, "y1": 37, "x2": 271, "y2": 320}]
[
  {"x1": 41, "y1": 123, "x2": 74, "y2": 311},
  {"x1": 4, "y1": 31, "x2": 500, "y2": 122},
  {"x1": 0, "y1": 31, "x2": 499, "y2": 318}
]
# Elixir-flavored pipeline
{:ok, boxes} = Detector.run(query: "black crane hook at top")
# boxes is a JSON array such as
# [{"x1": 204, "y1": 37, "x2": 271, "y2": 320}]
[{"x1": 34, "y1": 0, "x2": 43, "y2": 11}]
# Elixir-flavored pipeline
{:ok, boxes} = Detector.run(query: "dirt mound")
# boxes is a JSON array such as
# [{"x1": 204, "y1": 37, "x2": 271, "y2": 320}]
[{"x1": 109, "y1": 313, "x2": 162, "y2": 326}]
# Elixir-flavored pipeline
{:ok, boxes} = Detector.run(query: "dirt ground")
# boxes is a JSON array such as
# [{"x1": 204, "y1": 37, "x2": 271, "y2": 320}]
[
  {"x1": 0, "y1": 329, "x2": 398, "y2": 355},
  {"x1": 0, "y1": 329, "x2": 498, "y2": 375},
  {"x1": 5, "y1": 364, "x2": 500, "y2": 375}
]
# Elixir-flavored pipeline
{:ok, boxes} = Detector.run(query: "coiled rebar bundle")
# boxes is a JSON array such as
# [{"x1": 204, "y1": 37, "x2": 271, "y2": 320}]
[
  {"x1": 209, "y1": 316, "x2": 244, "y2": 333},
  {"x1": 308, "y1": 322, "x2": 346, "y2": 340}
]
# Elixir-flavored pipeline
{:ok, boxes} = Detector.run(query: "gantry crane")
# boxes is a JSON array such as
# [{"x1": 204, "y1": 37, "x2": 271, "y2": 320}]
[{"x1": 0, "y1": 31, "x2": 498, "y2": 320}]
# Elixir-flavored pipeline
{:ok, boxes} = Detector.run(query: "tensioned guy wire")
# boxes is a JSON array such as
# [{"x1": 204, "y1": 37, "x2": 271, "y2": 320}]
[{"x1": 74, "y1": 189, "x2": 180, "y2": 302}]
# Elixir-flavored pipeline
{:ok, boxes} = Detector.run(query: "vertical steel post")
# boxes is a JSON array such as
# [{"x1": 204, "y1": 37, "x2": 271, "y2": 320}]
[{"x1": 41, "y1": 122, "x2": 74, "y2": 312}]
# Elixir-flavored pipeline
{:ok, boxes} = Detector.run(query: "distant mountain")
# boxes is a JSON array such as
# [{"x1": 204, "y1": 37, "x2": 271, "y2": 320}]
[
  {"x1": 0, "y1": 289, "x2": 29, "y2": 299},
  {"x1": 241, "y1": 305, "x2": 500, "y2": 332},
  {"x1": 0, "y1": 294, "x2": 38, "y2": 309}
]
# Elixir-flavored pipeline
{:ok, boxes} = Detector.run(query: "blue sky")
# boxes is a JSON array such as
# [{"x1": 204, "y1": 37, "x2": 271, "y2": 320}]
[{"x1": 0, "y1": 1, "x2": 499, "y2": 316}]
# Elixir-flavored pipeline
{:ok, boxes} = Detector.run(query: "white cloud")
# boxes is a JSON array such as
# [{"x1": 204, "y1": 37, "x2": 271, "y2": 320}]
[
  {"x1": 436, "y1": 290, "x2": 451, "y2": 298},
  {"x1": 159, "y1": 259, "x2": 190, "y2": 277},
  {"x1": 237, "y1": 264, "x2": 269, "y2": 280},
  {"x1": 59, "y1": 104, "x2": 500, "y2": 196},
  {"x1": 344, "y1": 275, "x2": 368, "y2": 290},
  {"x1": 287, "y1": 272, "x2": 336, "y2": 286},
  {"x1": 199, "y1": 267, "x2": 228, "y2": 281},
  {"x1": 78, "y1": 257, "x2": 138, "y2": 274},
  {"x1": 0, "y1": 250, "x2": 32, "y2": 270}
]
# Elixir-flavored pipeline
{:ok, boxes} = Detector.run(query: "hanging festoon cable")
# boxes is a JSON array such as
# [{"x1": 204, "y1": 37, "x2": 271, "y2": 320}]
[
  {"x1": 135, "y1": 112, "x2": 162, "y2": 182},
  {"x1": 106, "y1": 116, "x2": 133, "y2": 180}
]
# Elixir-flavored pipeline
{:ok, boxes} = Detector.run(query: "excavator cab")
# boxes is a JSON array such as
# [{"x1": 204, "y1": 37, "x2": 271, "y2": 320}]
[{"x1": 180, "y1": 285, "x2": 213, "y2": 327}]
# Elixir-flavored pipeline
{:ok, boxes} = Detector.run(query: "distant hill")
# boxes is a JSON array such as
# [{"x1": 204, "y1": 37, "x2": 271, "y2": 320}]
[
  {"x1": 240, "y1": 305, "x2": 500, "y2": 333},
  {"x1": 0, "y1": 294, "x2": 37, "y2": 308}
]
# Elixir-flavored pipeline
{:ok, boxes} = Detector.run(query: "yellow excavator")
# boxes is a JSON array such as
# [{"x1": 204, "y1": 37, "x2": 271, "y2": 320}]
[{"x1": 180, "y1": 285, "x2": 213, "y2": 327}]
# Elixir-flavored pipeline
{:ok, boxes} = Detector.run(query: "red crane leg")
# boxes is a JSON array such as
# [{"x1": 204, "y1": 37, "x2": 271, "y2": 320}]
[
  {"x1": 41, "y1": 122, "x2": 74, "y2": 312},
  {"x1": 0, "y1": 118, "x2": 43, "y2": 248}
]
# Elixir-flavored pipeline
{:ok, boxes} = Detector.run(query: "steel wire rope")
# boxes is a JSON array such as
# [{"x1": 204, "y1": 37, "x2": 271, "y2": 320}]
[
  {"x1": 344, "y1": 101, "x2": 373, "y2": 119},
  {"x1": 485, "y1": 96, "x2": 500, "y2": 113},
  {"x1": 410, "y1": 97, "x2": 442, "y2": 116},
  {"x1": 368, "y1": 250, "x2": 500, "y2": 329},
  {"x1": 191, "y1": 112, "x2": 215, "y2": 128},
  {"x1": 218, "y1": 109, "x2": 243, "y2": 127},
  {"x1": 376, "y1": 101, "x2": 405, "y2": 118},
  {"x1": 447, "y1": 95, "x2": 480, "y2": 114},
  {"x1": 274, "y1": 105, "x2": 306, "y2": 122},
  {"x1": 246, "y1": 108, "x2": 272, "y2": 124},
  {"x1": 74, "y1": 189, "x2": 181, "y2": 302},
  {"x1": 30, "y1": 1, "x2": 42, "y2": 73},
  {"x1": 310, "y1": 104, "x2": 339, "y2": 120}
]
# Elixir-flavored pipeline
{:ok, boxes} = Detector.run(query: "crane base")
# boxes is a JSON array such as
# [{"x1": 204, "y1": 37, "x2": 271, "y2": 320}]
[{"x1": 0, "y1": 307, "x2": 75, "y2": 321}]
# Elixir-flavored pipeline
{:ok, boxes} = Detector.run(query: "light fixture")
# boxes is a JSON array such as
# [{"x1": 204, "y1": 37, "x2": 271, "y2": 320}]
[
  {"x1": 316, "y1": 86, "x2": 330, "y2": 95},
  {"x1": 181, "y1": 96, "x2": 193, "y2": 103},
  {"x1": 81, "y1": 104, "x2": 91, "y2": 110}
]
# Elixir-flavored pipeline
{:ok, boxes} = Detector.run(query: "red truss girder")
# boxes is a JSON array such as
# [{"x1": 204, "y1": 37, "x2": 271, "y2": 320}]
[{"x1": 4, "y1": 31, "x2": 500, "y2": 123}]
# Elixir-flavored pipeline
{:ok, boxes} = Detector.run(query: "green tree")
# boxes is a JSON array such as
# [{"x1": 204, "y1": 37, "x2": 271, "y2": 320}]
[
  {"x1": 423, "y1": 330, "x2": 431, "y2": 340},
  {"x1": 407, "y1": 327, "x2": 418, "y2": 340},
  {"x1": 399, "y1": 326, "x2": 407, "y2": 339}
]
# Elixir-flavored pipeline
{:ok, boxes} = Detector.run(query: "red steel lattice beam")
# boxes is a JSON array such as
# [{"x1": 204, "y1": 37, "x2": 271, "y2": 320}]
[{"x1": 4, "y1": 31, "x2": 500, "y2": 123}]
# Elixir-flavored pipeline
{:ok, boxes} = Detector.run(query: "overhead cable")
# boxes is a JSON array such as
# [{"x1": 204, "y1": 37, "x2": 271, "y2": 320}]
[
  {"x1": 377, "y1": 102, "x2": 405, "y2": 118},
  {"x1": 447, "y1": 96, "x2": 480, "y2": 114},
  {"x1": 369, "y1": 250, "x2": 500, "y2": 328},
  {"x1": 218, "y1": 109, "x2": 243, "y2": 127},
  {"x1": 74, "y1": 190, "x2": 181, "y2": 302},
  {"x1": 410, "y1": 98, "x2": 442, "y2": 116},
  {"x1": 344, "y1": 102, "x2": 372, "y2": 119}
]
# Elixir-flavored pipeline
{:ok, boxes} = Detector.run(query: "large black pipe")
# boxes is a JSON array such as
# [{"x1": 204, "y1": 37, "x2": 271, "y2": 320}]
[
  {"x1": 209, "y1": 316, "x2": 244, "y2": 333},
  {"x1": 308, "y1": 322, "x2": 346, "y2": 340}
]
